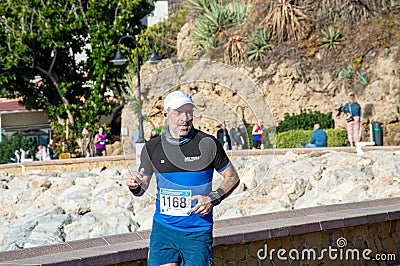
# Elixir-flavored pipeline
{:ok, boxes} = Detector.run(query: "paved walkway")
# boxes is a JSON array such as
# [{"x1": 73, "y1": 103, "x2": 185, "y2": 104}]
[{"x1": 227, "y1": 145, "x2": 400, "y2": 156}]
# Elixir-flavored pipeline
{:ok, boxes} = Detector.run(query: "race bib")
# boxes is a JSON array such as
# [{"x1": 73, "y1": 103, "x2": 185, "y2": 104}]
[
  {"x1": 160, "y1": 188, "x2": 191, "y2": 216},
  {"x1": 100, "y1": 140, "x2": 105, "y2": 145}
]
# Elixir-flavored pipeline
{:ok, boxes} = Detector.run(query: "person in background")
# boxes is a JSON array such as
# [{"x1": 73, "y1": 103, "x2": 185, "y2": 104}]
[
  {"x1": 19, "y1": 147, "x2": 26, "y2": 162},
  {"x1": 10, "y1": 150, "x2": 20, "y2": 163},
  {"x1": 43, "y1": 147, "x2": 52, "y2": 161},
  {"x1": 252, "y1": 119, "x2": 264, "y2": 149},
  {"x1": 301, "y1": 123, "x2": 327, "y2": 148},
  {"x1": 25, "y1": 150, "x2": 32, "y2": 159},
  {"x1": 341, "y1": 92, "x2": 362, "y2": 147},
  {"x1": 125, "y1": 90, "x2": 240, "y2": 266},
  {"x1": 229, "y1": 121, "x2": 244, "y2": 150},
  {"x1": 94, "y1": 127, "x2": 108, "y2": 156},
  {"x1": 36, "y1": 145, "x2": 44, "y2": 161},
  {"x1": 47, "y1": 144, "x2": 54, "y2": 159},
  {"x1": 216, "y1": 123, "x2": 231, "y2": 150}
]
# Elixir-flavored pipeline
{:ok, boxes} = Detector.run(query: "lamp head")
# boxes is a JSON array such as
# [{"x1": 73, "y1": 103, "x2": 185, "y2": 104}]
[
  {"x1": 147, "y1": 48, "x2": 161, "y2": 64},
  {"x1": 110, "y1": 49, "x2": 128, "y2": 65}
]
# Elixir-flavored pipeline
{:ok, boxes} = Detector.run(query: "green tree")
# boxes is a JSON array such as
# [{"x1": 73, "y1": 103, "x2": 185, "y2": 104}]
[{"x1": 0, "y1": 0, "x2": 154, "y2": 155}]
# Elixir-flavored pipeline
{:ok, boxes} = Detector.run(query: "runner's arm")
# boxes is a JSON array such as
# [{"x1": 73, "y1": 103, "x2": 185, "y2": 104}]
[{"x1": 215, "y1": 164, "x2": 240, "y2": 200}]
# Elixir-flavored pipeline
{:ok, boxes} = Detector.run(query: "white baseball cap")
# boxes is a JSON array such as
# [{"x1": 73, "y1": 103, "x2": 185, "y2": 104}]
[{"x1": 163, "y1": 91, "x2": 197, "y2": 110}]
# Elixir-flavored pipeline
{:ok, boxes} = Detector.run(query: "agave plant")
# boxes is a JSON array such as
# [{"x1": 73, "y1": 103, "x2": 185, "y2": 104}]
[
  {"x1": 339, "y1": 65, "x2": 354, "y2": 81},
  {"x1": 260, "y1": 0, "x2": 310, "y2": 43},
  {"x1": 191, "y1": 1, "x2": 247, "y2": 53},
  {"x1": 230, "y1": 2, "x2": 247, "y2": 23},
  {"x1": 192, "y1": 19, "x2": 218, "y2": 51},
  {"x1": 246, "y1": 27, "x2": 273, "y2": 62},
  {"x1": 320, "y1": 26, "x2": 342, "y2": 50},
  {"x1": 224, "y1": 35, "x2": 246, "y2": 65},
  {"x1": 186, "y1": 0, "x2": 213, "y2": 12},
  {"x1": 356, "y1": 70, "x2": 370, "y2": 85}
]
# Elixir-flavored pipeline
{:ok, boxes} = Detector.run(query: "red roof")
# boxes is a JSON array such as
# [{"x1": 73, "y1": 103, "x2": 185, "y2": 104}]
[{"x1": 0, "y1": 100, "x2": 26, "y2": 112}]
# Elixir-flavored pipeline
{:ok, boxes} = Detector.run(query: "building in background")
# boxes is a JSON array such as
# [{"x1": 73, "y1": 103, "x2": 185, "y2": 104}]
[
  {"x1": 142, "y1": 1, "x2": 169, "y2": 26},
  {"x1": 0, "y1": 99, "x2": 52, "y2": 145}
]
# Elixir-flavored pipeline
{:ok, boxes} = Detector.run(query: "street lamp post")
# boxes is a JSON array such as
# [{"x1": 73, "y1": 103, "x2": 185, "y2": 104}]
[{"x1": 111, "y1": 35, "x2": 160, "y2": 145}]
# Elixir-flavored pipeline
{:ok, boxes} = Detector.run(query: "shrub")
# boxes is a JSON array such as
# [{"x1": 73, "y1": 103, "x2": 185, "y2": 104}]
[
  {"x1": 246, "y1": 27, "x2": 273, "y2": 62},
  {"x1": 320, "y1": 26, "x2": 342, "y2": 50},
  {"x1": 190, "y1": 1, "x2": 247, "y2": 53},
  {"x1": 224, "y1": 35, "x2": 246, "y2": 65},
  {"x1": 356, "y1": 70, "x2": 370, "y2": 85},
  {"x1": 260, "y1": 0, "x2": 309, "y2": 43},
  {"x1": 327, "y1": 129, "x2": 348, "y2": 147},
  {"x1": 276, "y1": 109, "x2": 335, "y2": 133},
  {"x1": 339, "y1": 65, "x2": 354, "y2": 81},
  {"x1": 276, "y1": 129, "x2": 310, "y2": 148},
  {"x1": 276, "y1": 129, "x2": 348, "y2": 148}
]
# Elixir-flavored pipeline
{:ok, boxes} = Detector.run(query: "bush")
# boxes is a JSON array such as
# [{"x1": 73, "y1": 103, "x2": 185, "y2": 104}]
[
  {"x1": 276, "y1": 129, "x2": 348, "y2": 148},
  {"x1": 276, "y1": 109, "x2": 334, "y2": 133},
  {"x1": 327, "y1": 129, "x2": 348, "y2": 147}
]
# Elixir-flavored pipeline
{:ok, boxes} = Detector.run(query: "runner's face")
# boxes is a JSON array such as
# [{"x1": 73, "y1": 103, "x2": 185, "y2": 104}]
[{"x1": 166, "y1": 103, "x2": 194, "y2": 137}]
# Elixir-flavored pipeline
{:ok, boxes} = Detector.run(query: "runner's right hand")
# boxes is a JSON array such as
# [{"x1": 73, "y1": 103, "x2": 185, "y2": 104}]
[{"x1": 126, "y1": 168, "x2": 144, "y2": 189}]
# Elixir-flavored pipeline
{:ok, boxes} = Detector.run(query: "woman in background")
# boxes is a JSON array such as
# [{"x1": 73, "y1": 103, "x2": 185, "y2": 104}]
[
  {"x1": 94, "y1": 127, "x2": 108, "y2": 156},
  {"x1": 341, "y1": 93, "x2": 362, "y2": 147}
]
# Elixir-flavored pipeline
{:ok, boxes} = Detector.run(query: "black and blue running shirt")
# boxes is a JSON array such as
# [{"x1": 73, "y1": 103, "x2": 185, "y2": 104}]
[{"x1": 139, "y1": 129, "x2": 231, "y2": 232}]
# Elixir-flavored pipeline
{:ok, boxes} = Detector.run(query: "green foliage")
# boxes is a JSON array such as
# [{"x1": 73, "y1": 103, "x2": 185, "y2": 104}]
[
  {"x1": 327, "y1": 129, "x2": 349, "y2": 147},
  {"x1": 276, "y1": 109, "x2": 335, "y2": 133},
  {"x1": 356, "y1": 70, "x2": 370, "y2": 85},
  {"x1": 192, "y1": 20, "x2": 218, "y2": 51},
  {"x1": 276, "y1": 129, "x2": 310, "y2": 148},
  {"x1": 0, "y1": 0, "x2": 154, "y2": 154},
  {"x1": 320, "y1": 26, "x2": 343, "y2": 50},
  {"x1": 246, "y1": 27, "x2": 273, "y2": 62},
  {"x1": 190, "y1": 0, "x2": 247, "y2": 53},
  {"x1": 187, "y1": 0, "x2": 212, "y2": 11},
  {"x1": 276, "y1": 129, "x2": 348, "y2": 148},
  {"x1": 0, "y1": 132, "x2": 36, "y2": 164},
  {"x1": 141, "y1": 9, "x2": 188, "y2": 60},
  {"x1": 340, "y1": 65, "x2": 355, "y2": 81}
]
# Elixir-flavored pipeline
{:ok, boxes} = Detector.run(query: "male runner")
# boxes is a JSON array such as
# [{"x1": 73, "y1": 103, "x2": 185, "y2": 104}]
[{"x1": 126, "y1": 90, "x2": 240, "y2": 265}]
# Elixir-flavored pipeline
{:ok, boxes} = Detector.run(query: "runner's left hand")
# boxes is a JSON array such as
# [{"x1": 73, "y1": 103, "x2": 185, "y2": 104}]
[{"x1": 190, "y1": 195, "x2": 213, "y2": 215}]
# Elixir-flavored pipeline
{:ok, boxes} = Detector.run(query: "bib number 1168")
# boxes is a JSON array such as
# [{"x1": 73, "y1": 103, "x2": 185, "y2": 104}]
[{"x1": 160, "y1": 188, "x2": 191, "y2": 216}]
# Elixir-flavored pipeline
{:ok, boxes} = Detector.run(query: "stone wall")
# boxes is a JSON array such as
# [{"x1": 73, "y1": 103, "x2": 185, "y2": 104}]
[
  {"x1": 1, "y1": 197, "x2": 398, "y2": 265},
  {"x1": 213, "y1": 221, "x2": 399, "y2": 265},
  {"x1": 0, "y1": 155, "x2": 134, "y2": 175}
]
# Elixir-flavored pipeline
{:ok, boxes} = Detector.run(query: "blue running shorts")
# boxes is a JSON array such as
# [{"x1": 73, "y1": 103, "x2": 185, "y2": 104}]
[{"x1": 148, "y1": 221, "x2": 213, "y2": 266}]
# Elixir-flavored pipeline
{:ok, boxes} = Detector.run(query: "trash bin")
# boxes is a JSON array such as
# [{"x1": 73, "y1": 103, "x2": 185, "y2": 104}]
[{"x1": 371, "y1": 121, "x2": 383, "y2": 146}]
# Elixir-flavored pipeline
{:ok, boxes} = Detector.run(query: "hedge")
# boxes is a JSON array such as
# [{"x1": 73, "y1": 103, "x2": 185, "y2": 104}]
[{"x1": 275, "y1": 129, "x2": 348, "y2": 148}]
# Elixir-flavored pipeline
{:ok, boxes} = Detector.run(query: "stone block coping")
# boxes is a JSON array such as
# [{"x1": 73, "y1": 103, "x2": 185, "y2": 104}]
[{"x1": 0, "y1": 197, "x2": 399, "y2": 265}]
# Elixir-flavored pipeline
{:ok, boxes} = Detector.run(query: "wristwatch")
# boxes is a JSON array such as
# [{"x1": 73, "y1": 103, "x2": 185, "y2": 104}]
[{"x1": 208, "y1": 188, "x2": 225, "y2": 206}]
